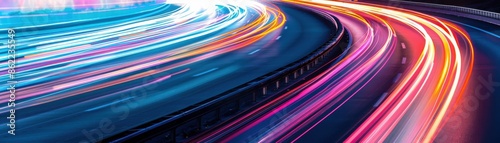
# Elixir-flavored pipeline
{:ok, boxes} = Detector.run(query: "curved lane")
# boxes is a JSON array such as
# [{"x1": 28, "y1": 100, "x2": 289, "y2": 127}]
[
  {"x1": 0, "y1": 1, "x2": 333, "y2": 142},
  {"x1": 194, "y1": 1, "x2": 477, "y2": 142}
]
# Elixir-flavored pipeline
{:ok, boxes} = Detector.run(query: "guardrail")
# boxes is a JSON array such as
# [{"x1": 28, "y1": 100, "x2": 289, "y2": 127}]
[
  {"x1": 397, "y1": 1, "x2": 500, "y2": 20},
  {"x1": 103, "y1": 3, "x2": 350, "y2": 143},
  {"x1": 370, "y1": 0, "x2": 500, "y2": 26}
]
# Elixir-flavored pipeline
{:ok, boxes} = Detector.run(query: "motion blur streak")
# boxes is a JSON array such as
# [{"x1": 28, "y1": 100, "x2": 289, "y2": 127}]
[
  {"x1": 0, "y1": 0, "x2": 285, "y2": 114},
  {"x1": 0, "y1": 0, "x2": 163, "y2": 13},
  {"x1": 287, "y1": 1, "x2": 474, "y2": 142},
  {"x1": 195, "y1": 0, "x2": 474, "y2": 142}
]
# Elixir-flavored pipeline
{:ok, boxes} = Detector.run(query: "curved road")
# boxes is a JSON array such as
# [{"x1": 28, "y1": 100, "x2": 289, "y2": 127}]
[
  {"x1": 0, "y1": 1, "x2": 333, "y2": 143},
  {"x1": 419, "y1": 11, "x2": 500, "y2": 143},
  {"x1": 194, "y1": 1, "x2": 484, "y2": 143}
]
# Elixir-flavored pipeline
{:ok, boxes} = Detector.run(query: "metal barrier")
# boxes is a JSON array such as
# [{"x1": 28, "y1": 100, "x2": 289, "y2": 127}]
[
  {"x1": 375, "y1": 0, "x2": 500, "y2": 26},
  {"x1": 103, "y1": 3, "x2": 350, "y2": 143},
  {"x1": 398, "y1": 1, "x2": 500, "y2": 20}
]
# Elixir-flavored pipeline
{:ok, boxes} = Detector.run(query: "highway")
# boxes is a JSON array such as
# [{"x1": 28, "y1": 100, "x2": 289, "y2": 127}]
[
  {"x1": 194, "y1": 1, "x2": 480, "y2": 142},
  {"x1": 420, "y1": 11, "x2": 500, "y2": 143},
  {"x1": 0, "y1": 0, "x2": 498, "y2": 142},
  {"x1": 0, "y1": 1, "x2": 334, "y2": 142}
]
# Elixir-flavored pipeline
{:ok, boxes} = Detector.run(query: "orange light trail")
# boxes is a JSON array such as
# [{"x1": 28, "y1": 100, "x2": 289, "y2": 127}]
[
  {"x1": 196, "y1": 1, "x2": 475, "y2": 142},
  {"x1": 283, "y1": 0, "x2": 474, "y2": 142}
]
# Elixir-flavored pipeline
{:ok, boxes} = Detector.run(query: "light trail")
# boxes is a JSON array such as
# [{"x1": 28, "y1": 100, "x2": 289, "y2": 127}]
[
  {"x1": 0, "y1": 0, "x2": 164, "y2": 13},
  {"x1": 2, "y1": 0, "x2": 351, "y2": 141},
  {"x1": 0, "y1": 0, "x2": 285, "y2": 115},
  {"x1": 195, "y1": 1, "x2": 475, "y2": 142}
]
